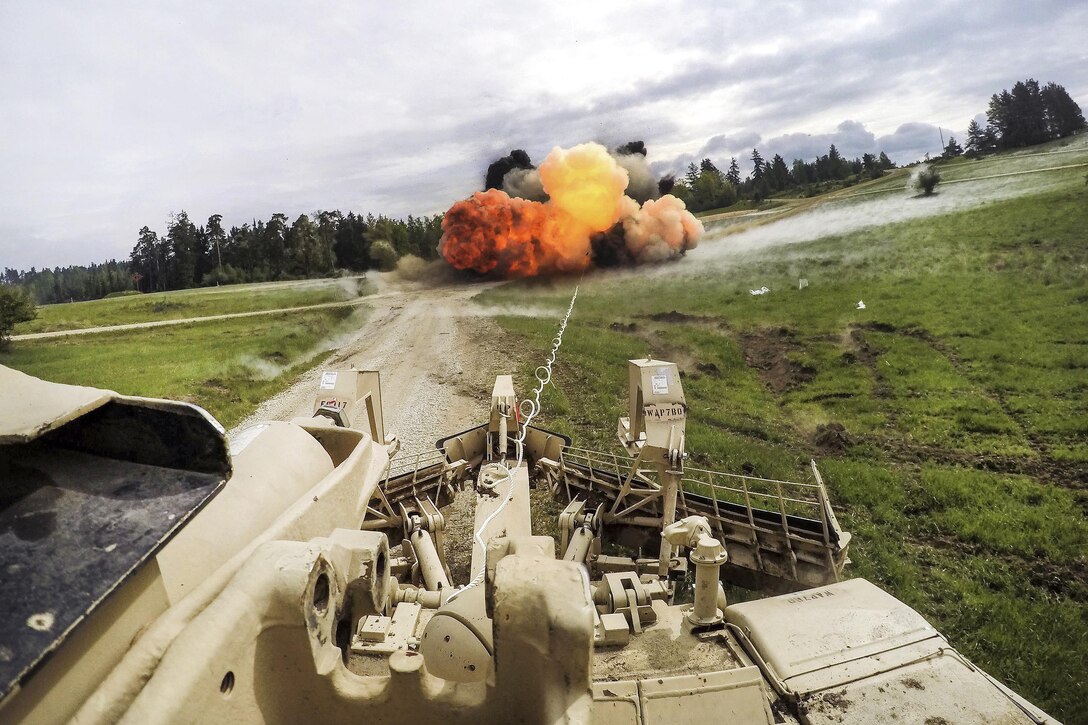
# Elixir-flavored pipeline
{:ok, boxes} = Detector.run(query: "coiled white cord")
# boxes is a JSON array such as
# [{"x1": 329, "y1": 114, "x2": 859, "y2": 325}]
[{"x1": 444, "y1": 284, "x2": 580, "y2": 603}]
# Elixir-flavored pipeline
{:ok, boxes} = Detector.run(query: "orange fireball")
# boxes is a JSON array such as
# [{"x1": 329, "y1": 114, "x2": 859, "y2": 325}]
[
  {"x1": 439, "y1": 142, "x2": 703, "y2": 277},
  {"x1": 439, "y1": 189, "x2": 590, "y2": 278}
]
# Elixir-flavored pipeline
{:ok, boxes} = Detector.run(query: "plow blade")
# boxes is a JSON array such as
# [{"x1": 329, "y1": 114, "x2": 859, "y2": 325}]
[{"x1": 544, "y1": 447, "x2": 851, "y2": 592}]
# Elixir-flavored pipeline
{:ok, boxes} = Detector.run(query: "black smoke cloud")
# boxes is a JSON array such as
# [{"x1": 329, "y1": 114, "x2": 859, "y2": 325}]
[
  {"x1": 485, "y1": 149, "x2": 533, "y2": 191},
  {"x1": 589, "y1": 223, "x2": 633, "y2": 268}
]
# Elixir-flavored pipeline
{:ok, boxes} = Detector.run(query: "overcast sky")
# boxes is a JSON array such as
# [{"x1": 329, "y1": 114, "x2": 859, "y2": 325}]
[{"x1": 1, "y1": 1, "x2": 1085, "y2": 271}]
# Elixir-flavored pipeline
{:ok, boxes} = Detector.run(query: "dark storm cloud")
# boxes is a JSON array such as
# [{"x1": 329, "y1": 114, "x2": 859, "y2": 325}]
[
  {"x1": 699, "y1": 133, "x2": 764, "y2": 160},
  {"x1": 764, "y1": 122, "x2": 876, "y2": 163}
]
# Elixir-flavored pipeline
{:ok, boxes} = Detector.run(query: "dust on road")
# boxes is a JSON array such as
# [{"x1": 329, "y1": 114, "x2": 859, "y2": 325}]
[{"x1": 230, "y1": 276, "x2": 511, "y2": 455}]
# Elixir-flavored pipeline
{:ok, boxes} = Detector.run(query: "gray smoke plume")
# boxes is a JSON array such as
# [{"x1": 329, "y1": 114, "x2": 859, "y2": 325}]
[
  {"x1": 612, "y1": 153, "x2": 659, "y2": 203},
  {"x1": 611, "y1": 141, "x2": 660, "y2": 204},
  {"x1": 502, "y1": 167, "x2": 549, "y2": 202}
]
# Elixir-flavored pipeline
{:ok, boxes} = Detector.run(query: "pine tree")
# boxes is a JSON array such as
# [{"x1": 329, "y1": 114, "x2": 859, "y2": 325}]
[
  {"x1": 965, "y1": 120, "x2": 986, "y2": 157},
  {"x1": 827, "y1": 144, "x2": 845, "y2": 179},
  {"x1": 698, "y1": 158, "x2": 722, "y2": 181},
  {"x1": 166, "y1": 211, "x2": 201, "y2": 290},
  {"x1": 726, "y1": 158, "x2": 741, "y2": 186},
  {"x1": 750, "y1": 149, "x2": 765, "y2": 182},
  {"x1": 788, "y1": 159, "x2": 808, "y2": 185},
  {"x1": 1041, "y1": 82, "x2": 1087, "y2": 138},
  {"x1": 1010, "y1": 79, "x2": 1049, "y2": 146},
  {"x1": 685, "y1": 162, "x2": 699, "y2": 185},
  {"x1": 985, "y1": 78, "x2": 1081, "y2": 149},
  {"x1": 987, "y1": 90, "x2": 1013, "y2": 144},
  {"x1": 129, "y1": 226, "x2": 160, "y2": 292},
  {"x1": 768, "y1": 154, "x2": 790, "y2": 190},
  {"x1": 942, "y1": 136, "x2": 963, "y2": 159}
]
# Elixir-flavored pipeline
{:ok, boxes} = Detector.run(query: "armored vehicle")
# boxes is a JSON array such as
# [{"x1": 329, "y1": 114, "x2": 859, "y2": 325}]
[{"x1": 0, "y1": 360, "x2": 1057, "y2": 723}]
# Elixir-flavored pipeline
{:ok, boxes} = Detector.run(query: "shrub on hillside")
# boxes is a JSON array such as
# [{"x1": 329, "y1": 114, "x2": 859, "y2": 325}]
[
  {"x1": 912, "y1": 166, "x2": 941, "y2": 196},
  {"x1": 370, "y1": 240, "x2": 399, "y2": 272},
  {"x1": 201, "y1": 264, "x2": 250, "y2": 287},
  {"x1": 0, "y1": 285, "x2": 37, "y2": 348}
]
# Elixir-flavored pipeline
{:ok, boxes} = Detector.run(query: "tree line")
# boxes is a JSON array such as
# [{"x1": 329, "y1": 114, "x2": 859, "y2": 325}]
[
  {"x1": 677, "y1": 78, "x2": 1083, "y2": 213},
  {"x1": 129, "y1": 209, "x2": 442, "y2": 294},
  {"x1": 673, "y1": 145, "x2": 896, "y2": 213},
  {"x1": 944, "y1": 78, "x2": 1084, "y2": 160},
  {"x1": 3, "y1": 210, "x2": 443, "y2": 304},
  {"x1": 2, "y1": 261, "x2": 133, "y2": 306}
]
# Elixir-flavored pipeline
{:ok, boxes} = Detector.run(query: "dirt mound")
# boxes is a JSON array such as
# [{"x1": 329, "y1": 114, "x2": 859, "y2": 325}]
[
  {"x1": 641, "y1": 310, "x2": 715, "y2": 324},
  {"x1": 740, "y1": 327, "x2": 816, "y2": 393},
  {"x1": 609, "y1": 321, "x2": 638, "y2": 332},
  {"x1": 695, "y1": 361, "x2": 721, "y2": 376},
  {"x1": 799, "y1": 688, "x2": 853, "y2": 717},
  {"x1": 859, "y1": 320, "x2": 933, "y2": 339},
  {"x1": 813, "y1": 422, "x2": 851, "y2": 453},
  {"x1": 842, "y1": 328, "x2": 878, "y2": 366}
]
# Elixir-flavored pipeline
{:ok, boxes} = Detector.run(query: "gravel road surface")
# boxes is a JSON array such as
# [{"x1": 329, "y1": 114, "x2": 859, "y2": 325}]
[{"x1": 230, "y1": 276, "x2": 510, "y2": 454}]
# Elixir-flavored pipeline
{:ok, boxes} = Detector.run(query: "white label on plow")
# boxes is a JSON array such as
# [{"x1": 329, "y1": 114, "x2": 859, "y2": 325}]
[
  {"x1": 651, "y1": 373, "x2": 669, "y2": 395},
  {"x1": 320, "y1": 371, "x2": 338, "y2": 390}
]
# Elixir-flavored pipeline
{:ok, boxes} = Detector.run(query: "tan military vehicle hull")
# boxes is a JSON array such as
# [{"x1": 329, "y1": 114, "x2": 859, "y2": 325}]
[{"x1": 0, "y1": 363, "x2": 1058, "y2": 724}]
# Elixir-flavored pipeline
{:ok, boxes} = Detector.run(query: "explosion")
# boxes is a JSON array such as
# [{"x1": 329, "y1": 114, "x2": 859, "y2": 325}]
[{"x1": 439, "y1": 142, "x2": 702, "y2": 277}]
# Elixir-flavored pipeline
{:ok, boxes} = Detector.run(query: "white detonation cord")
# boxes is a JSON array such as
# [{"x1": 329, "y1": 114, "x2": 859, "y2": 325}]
[{"x1": 444, "y1": 283, "x2": 580, "y2": 604}]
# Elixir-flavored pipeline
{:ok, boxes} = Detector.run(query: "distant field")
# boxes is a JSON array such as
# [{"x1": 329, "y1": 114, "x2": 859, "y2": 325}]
[
  {"x1": 14, "y1": 275, "x2": 370, "y2": 334},
  {"x1": 2, "y1": 301, "x2": 366, "y2": 429},
  {"x1": 694, "y1": 198, "x2": 791, "y2": 218},
  {"x1": 480, "y1": 152, "x2": 1088, "y2": 720},
  {"x1": 834, "y1": 133, "x2": 1088, "y2": 198}
]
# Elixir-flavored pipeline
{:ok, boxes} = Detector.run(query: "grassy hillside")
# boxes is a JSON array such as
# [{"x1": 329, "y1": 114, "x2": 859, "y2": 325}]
[
  {"x1": 14, "y1": 276, "x2": 369, "y2": 334},
  {"x1": 481, "y1": 170, "x2": 1087, "y2": 720},
  {"x1": 2, "y1": 305, "x2": 364, "y2": 429}
]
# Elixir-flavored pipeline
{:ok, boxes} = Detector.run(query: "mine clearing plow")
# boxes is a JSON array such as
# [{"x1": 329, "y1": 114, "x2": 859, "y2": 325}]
[
  {"x1": 546, "y1": 448, "x2": 849, "y2": 592},
  {"x1": 373, "y1": 358, "x2": 848, "y2": 595}
]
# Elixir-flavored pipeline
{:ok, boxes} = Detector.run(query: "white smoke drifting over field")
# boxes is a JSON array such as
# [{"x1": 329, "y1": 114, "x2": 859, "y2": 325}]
[{"x1": 694, "y1": 166, "x2": 1079, "y2": 263}]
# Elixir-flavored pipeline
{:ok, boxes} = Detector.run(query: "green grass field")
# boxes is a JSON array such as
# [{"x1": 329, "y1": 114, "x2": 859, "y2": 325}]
[
  {"x1": 14, "y1": 276, "x2": 370, "y2": 334},
  {"x1": 480, "y1": 160, "x2": 1087, "y2": 720},
  {"x1": 1, "y1": 305, "x2": 364, "y2": 428}
]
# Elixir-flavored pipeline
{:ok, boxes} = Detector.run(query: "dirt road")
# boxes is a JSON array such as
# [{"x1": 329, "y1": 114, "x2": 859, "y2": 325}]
[
  {"x1": 10, "y1": 298, "x2": 372, "y2": 341},
  {"x1": 230, "y1": 277, "x2": 510, "y2": 455}
]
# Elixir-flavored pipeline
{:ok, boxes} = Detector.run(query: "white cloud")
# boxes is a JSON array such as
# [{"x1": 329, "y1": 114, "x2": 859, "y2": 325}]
[{"x1": 0, "y1": 0, "x2": 1085, "y2": 269}]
